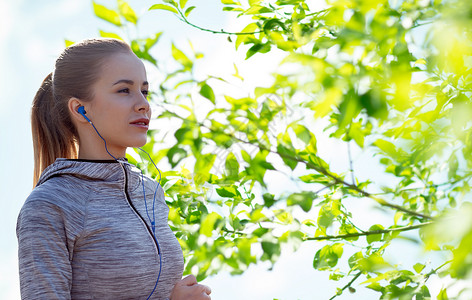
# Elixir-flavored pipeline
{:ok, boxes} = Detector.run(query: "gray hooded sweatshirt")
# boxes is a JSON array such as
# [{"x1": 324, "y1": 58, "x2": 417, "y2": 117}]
[{"x1": 17, "y1": 158, "x2": 184, "y2": 299}]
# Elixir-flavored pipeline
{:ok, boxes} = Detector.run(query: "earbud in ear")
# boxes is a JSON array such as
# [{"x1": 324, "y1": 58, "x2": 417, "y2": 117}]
[{"x1": 78, "y1": 106, "x2": 92, "y2": 123}]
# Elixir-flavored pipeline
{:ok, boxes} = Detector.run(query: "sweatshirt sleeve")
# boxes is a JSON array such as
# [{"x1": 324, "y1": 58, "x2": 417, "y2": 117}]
[{"x1": 16, "y1": 197, "x2": 74, "y2": 300}]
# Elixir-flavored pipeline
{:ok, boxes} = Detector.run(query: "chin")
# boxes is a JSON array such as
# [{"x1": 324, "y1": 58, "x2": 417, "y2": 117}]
[{"x1": 130, "y1": 137, "x2": 148, "y2": 148}]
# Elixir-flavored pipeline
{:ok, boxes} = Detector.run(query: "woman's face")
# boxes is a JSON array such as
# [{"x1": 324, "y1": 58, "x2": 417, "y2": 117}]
[{"x1": 85, "y1": 51, "x2": 151, "y2": 156}]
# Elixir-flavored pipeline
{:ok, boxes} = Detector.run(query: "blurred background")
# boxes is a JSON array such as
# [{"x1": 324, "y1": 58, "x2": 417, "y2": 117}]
[{"x1": 0, "y1": 0, "x2": 454, "y2": 299}]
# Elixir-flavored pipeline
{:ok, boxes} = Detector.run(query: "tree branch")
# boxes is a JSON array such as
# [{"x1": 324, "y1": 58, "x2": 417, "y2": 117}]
[
  {"x1": 304, "y1": 222, "x2": 432, "y2": 241},
  {"x1": 225, "y1": 130, "x2": 433, "y2": 220},
  {"x1": 158, "y1": 109, "x2": 433, "y2": 220},
  {"x1": 369, "y1": 175, "x2": 472, "y2": 196}
]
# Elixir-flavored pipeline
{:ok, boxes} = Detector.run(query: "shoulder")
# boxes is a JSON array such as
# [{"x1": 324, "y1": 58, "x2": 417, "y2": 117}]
[
  {"x1": 127, "y1": 163, "x2": 163, "y2": 192},
  {"x1": 141, "y1": 173, "x2": 165, "y2": 197},
  {"x1": 29, "y1": 176, "x2": 89, "y2": 206},
  {"x1": 19, "y1": 177, "x2": 90, "y2": 227}
]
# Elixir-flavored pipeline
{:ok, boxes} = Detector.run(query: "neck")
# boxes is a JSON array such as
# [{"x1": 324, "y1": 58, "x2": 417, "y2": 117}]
[{"x1": 77, "y1": 137, "x2": 126, "y2": 160}]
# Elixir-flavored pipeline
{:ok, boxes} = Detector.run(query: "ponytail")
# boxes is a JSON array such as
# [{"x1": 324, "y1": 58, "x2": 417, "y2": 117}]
[
  {"x1": 31, "y1": 73, "x2": 78, "y2": 186},
  {"x1": 30, "y1": 38, "x2": 132, "y2": 186}
]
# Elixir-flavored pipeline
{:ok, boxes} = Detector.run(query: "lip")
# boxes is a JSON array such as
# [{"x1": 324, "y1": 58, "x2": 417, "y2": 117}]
[{"x1": 130, "y1": 118, "x2": 150, "y2": 129}]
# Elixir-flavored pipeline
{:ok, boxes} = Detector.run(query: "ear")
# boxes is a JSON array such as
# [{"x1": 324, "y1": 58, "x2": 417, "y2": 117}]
[{"x1": 68, "y1": 97, "x2": 89, "y2": 124}]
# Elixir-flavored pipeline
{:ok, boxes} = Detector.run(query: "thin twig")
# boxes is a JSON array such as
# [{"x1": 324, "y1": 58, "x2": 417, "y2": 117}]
[
  {"x1": 423, "y1": 260, "x2": 452, "y2": 284},
  {"x1": 175, "y1": 7, "x2": 263, "y2": 36},
  {"x1": 328, "y1": 271, "x2": 363, "y2": 300},
  {"x1": 304, "y1": 222, "x2": 432, "y2": 241},
  {"x1": 369, "y1": 175, "x2": 472, "y2": 196},
  {"x1": 347, "y1": 141, "x2": 355, "y2": 185}
]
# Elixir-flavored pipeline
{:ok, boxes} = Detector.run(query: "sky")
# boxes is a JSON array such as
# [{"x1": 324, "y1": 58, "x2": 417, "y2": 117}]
[{"x1": 0, "y1": 0, "x2": 453, "y2": 299}]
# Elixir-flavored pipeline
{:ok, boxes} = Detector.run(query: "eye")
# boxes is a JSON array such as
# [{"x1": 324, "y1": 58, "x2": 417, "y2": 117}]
[
  {"x1": 118, "y1": 88, "x2": 130, "y2": 94},
  {"x1": 142, "y1": 90, "x2": 149, "y2": 97}
]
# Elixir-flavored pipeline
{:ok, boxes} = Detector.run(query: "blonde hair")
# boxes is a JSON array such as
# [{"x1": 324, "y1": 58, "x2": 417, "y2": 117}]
[{"x1": 31, "y1": 38, "x2": 132, "y2": 186}]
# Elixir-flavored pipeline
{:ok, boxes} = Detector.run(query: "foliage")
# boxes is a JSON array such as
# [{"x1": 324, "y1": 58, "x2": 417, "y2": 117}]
[{"x1": 89, "y1": 0, "x2": 472, "y2": 298}]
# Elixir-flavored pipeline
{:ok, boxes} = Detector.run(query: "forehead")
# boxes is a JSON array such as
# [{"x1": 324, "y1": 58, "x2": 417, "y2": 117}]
[{"x1": 98, "y1": 52, "x2": 147, "y2": 83}]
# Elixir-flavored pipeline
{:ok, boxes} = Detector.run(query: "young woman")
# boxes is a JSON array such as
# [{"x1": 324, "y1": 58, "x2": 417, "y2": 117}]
[{"x1": 16, "y1": 38, "x2": 211, "y2": 300}]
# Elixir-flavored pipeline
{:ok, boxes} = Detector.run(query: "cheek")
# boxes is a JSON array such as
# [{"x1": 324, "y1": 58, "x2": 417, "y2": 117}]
[{"x1": 105, "y1": 102, "x2": 130, "y2": 119}]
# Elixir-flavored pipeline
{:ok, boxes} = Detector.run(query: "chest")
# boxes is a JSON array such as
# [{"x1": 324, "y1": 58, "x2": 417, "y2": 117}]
[{"x1": 69, "y1": 186, "x2": 183, "y2": 299}]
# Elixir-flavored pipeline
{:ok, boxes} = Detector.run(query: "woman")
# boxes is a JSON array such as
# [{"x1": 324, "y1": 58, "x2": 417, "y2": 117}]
[{"x1": 16, "y1": 38, "x2": 211, "y2": 300}]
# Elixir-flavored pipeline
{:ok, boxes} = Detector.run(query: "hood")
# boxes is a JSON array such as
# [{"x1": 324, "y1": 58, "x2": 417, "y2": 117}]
[{"x1": 37, "y1": 158, "x2": 131, "y2": 187}]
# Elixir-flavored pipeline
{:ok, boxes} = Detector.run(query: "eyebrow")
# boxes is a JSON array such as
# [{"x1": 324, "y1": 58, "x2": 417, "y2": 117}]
[{"x1": 112, "y1": 79, "x2": 149, "y2": 86}]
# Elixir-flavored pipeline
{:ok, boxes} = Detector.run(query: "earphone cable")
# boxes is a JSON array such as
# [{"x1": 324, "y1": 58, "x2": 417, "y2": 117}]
[
  {"x1": 89, "y1": 121, "x2": 118, "y2": 161},
  {"x1": 138, "y1": 147, "x2": 163, "y2": 300},
  {"x1": 88, "y1": 115, "x2": 163, "y2": 299}
]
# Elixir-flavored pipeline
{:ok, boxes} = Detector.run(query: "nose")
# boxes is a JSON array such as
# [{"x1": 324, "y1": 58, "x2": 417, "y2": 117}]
[{"x1": 135, "y1": 92, "x2": 150, "y2": 113}]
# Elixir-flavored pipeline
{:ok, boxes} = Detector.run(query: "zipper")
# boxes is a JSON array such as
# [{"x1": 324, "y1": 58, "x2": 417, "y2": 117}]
[{"x1": 119, "y1": 163, "x2": 160, "y2": 254}]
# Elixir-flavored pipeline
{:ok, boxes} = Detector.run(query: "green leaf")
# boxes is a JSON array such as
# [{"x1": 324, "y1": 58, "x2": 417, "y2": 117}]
[
  {"x1": 145, "y1": 32, "x2": 163, "y2": 50},
  {"x1": 235, "y1": 23, "x2": 259, "y2": 49},
  {"x1": 171, "y1": 43, "x2": 193, "y2": 69},
  {"x1": 225, "y1": 153, "x2": 239, "y2": 180},
  {"x1": 179, "y1": 0, "x2": 189, "y2": 9},
  {"x1": 374, "y1": 139, "x2": 398, "y2": 159},
  {"x1": 246, "y1": 42, "x2": 271, "y2": 59},
  {"x1": 348, "y1": 252, "x2": 364, "y2": 269},
  {"x1": 237, "y1": 238, "x2": 256, "y2": 265},
  {"x1": 413, "y1": 263, "x2": 425, "y2": 273},
  {"x1": 338, "y1": 90, "x2": 361, "y2": 129},
  {"x1": 261, "y1": 241, "x2": 281, "y2": 260},
  {"x1": 200, "y1": 212, "x2": 221, "y2": 237},
  {"x1": 287, "y1": 192, "x2": 315, "y2": 212},
  {"x1": 163, "y1": 0, "x2": 178, "y2": 5},
  {"x1": 313, "y1": 243, "x2": 343, "y2": 270},
  {"x1": 222, "y1": 6, "x2": 245, "y2": 12},
  {"x1": 339, "y1": 223, "x2": 359, "y2": 241},
  {"x1": 274, "y1": 209, "x2": 293, "y2": 224},
  {"x1": 437, "y1": 288, "x2": 449, "y2": 300},
  {"x1": 65, "y1": 40, "x2": 75, "y2": 47},
  {"x1": 291, "y1": 124, "x2": 312, "y2": 145},
  {"x1": 358, "y1": 253, "x2": 390, "y2": 272},
  {"x1": 360, "y1": 272, "x2": 390, "y2": 285},
  {"x1": 99, "y1": 30, "x2": 123, "y2": 40},
  {"x1": 216, "y1": 186, "x2": 238, "y2": 198},
  {"x1": 195, "y1": 154, "x2": 215, "y2": 174},
  {"x1": 263, "y1": 193, "x2": 275, "y2": 207},
  {"x1": 174, "y1": 127, "x2": 190, "y2": 143},
  {"x1": 253, "y1": 227, "x2": 269, "y2": 237},
  {"x1": 448, "y1": 154, "x2": 459, "y2": 179},
  {"x1": 317, "y1": 201, "x2": 341, "y2": 229},
  {"x1": 93, "y1": 1, "x2": 122, "y2": 26},
  {"x1": 184, "y1": 6, "x2": 196, "y2": 17},
  {"x1": 359, "y1": 90, "x2": 388, "y2": 119},
  {"x1": 418, "y1": 285, "x2": 431, "y2": 299},
  {"x1": 276, "y1": 143, "x2": 297, "y2": 170},
  {"x1": 245, "y1": 4, "x2": 272, "y2": 14},
  {"x1": 263, "y1": 18, "x2": 287, "y2": 32},
  {"x1": 118, "y1": 0, "x2": 138, "y2": 24},
  {"x1": 232, "y1": 63, "x2": 244, "y2": 80},
  {"x1": 348, "y1": 122, "x2": 365, "y2": 148},
  {"x1": 166, "y1": 146, "x2": 187, "y2": 168},
  {"x1": 130, "y1": 40, "x2": 157, "y2": 65},
  {"x1": 366, "y1": 224, "x2": 384, "y2": 244},
  {"x1": 199, "y1": 83, "x2": 215, "y2": 104},
  {"x1": 149, "y1": 4, "x2": 179, "y2": 14}
]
